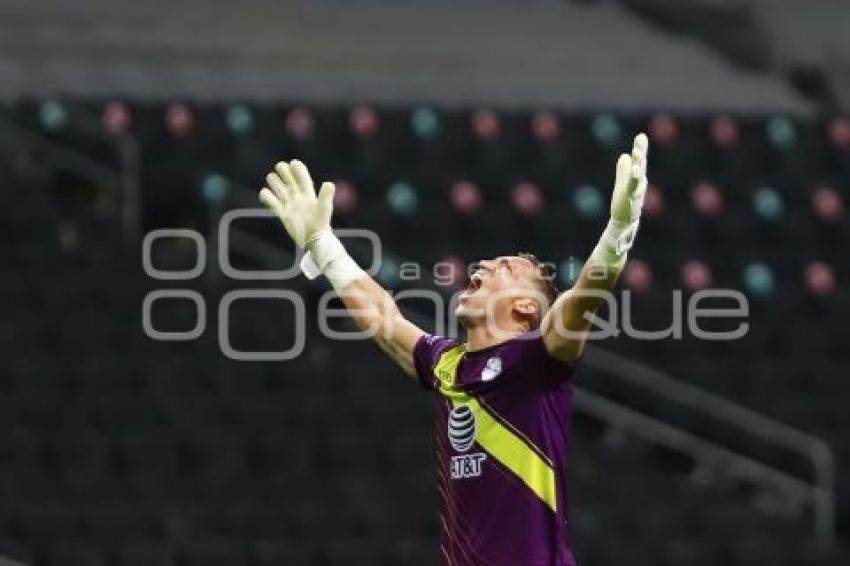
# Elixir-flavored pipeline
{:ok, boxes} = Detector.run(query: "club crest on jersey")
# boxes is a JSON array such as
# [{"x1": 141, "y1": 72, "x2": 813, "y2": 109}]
[{"x1": 481, "y1": 356, "x2": 503, "y2": 382}]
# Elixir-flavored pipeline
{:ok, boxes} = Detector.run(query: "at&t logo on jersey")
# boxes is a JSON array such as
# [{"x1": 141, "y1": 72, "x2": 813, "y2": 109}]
[
  {"x1": 451, "y1": 453, "x2": 486, "y2": 479},
  {"x1": 448, "y1": 405, "x2": 476, "y2": 452},
  {"x1": 448, "y1": 405, "x2": 487, "y2": 479}
]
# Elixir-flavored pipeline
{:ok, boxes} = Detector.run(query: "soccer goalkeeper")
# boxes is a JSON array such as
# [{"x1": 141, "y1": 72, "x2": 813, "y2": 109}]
[{"x1": 259, "y1": 133, "x2": 649, "y2": 565}]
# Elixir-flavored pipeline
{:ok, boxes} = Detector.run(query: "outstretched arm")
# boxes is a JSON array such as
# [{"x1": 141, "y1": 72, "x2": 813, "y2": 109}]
[
  {"x1": 259, "y1": 160, "x2": 424, "y2": 378},
  {"x1": 542, "y1": 133, "x2": 649, "y2": 362}
]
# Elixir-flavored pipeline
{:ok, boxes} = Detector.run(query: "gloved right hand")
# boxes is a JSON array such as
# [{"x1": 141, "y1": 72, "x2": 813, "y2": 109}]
[{"x1": 259, "y1": 160, "x2": 336, "y2": 250}]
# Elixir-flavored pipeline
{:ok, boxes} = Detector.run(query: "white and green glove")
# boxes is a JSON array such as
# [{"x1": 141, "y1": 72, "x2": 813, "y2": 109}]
[
  {"x1": 590, "y1": 133, "x2": 649, "y2": 272},
  {"x1": 259, "y1": 160, "x2": 364, "y2": 288}
]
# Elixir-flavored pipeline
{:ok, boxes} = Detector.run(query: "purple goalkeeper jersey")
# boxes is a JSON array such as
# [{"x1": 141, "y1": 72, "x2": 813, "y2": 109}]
[{"x1": 413, "y1": 329, "x2": 578, "y2": 566}]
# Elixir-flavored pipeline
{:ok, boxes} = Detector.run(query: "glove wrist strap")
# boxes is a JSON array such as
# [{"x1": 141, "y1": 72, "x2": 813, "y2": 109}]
[
  {"x1": 589, "y1": 218, "x2": 640, "y2": 272},
  {"x1": 300, "y1": 230, "x2": 365, "y2": 289},
  {"x1": 601, "y1": 218, "x2": 640, "y2": 256}
]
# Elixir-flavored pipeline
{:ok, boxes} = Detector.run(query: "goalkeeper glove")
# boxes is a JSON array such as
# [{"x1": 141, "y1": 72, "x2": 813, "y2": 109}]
[
  {"x1": 259, "y1": 160, "x2": 364, "y2": 289},
  {"x1": 590, "y1": 133, "x2": 649, "y2": 272}
]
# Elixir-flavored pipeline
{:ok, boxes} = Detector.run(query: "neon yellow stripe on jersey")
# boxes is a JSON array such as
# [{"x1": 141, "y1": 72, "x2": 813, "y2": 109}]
[
  {"x1": 433, "y1": 344, "x2": 466, "y2": 392},
  {"x1": 432, "y1": 345, "x2": 558, "y2": 513}
]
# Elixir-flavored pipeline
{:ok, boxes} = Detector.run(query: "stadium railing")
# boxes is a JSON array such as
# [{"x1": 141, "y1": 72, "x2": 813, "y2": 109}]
[{"x1": 583, "y1": 347, "x2": 835, "y2": 544}]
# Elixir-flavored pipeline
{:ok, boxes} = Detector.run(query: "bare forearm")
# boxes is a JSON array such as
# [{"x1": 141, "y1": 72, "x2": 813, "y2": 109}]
[
  {"x1": 543, "y1": 261, "x2": 618, "y2": 360},
  {"x1": 335, "y1": 275, "x2": 421, "y2": 378},
  {"x1": 566, "y1": 258, "x2": 622, "y2": 315},
  {"x1": 336, "y1": 275, "x2": 400, "y2": 337}
]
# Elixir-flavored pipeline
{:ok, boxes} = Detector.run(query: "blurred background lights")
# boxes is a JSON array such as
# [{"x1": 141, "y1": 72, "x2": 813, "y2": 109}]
[
  {"x1": 350, "y1": 105, "x2": 379, "y2": 138},
  {"x1": 623, "y1": 259, "x2": 653, "y2": 293},
  {"x1": 710, "y1": 114, "x2": 738, "y2": 149},
  {"x1": 386, "y1": 182, "x2": 419, "y2": 216},
  {"x1": 532, "y1": 111, "x2": 561, "y2": 142},
  {"x1": 286, "y1": 107, "x2": 314, "y2": 139},
  {"x1": 202, "y1": 173, "x2": 229, "y2": 202},
  {"x1": 559, "y1": 257, "x2": 584, "y2": 287},
  {"x1": 812, "y1": 186, "x2": 844, "y2": 222},
  {"x1": 804, "y1": 261, "x2": 835, "y2": 296},
  {"x1": 511, "y1": 182, "x2": 544, "y2": 217},
  {"x1": 591, "y1": 113, "x2": 621, "y2": 147},
  {"x1": 649, "y1": 112, "x2": 679, "y2": 145},
  {"x1": 827, "y1": 116, "x2": 850, "y2": 150},
  {"x1": 39, "y1": 100, "x2": 68, "y2": 133},
  {"x1": 743, "y1": 262, "x2": 775, "y2": 298},
  {"x1": 102, "y1": 101, "x2": 131, "y2": 134},
  {"x1": 681, "y1": 260, "x2": 713, "y2": 292},
  {"x1": 752, "y1": 187, "x2": 784, "y2": 221},
  {"x1": 165, "y1": 103, "x2": 194, "y2": 137},
  {"x1": 574, "y1": 185, "x2": 604, "y2": 218},
  {"x1": 411, "y1": 107, "x2": 440, "y2": 139},
  {"x1": 472, "y1": 109, "x2": 501, "y2": 140},
  {"x1": 450, "y1": 181, "x2": 482, "y2": 215},
  {"x1": 642, "y1": 184, "x2": 665, "y2": 218},
  {"x1": 766, "y1": 115, "x2": 796, "y2": 150},
  {"x1": 332, "y1": 180, "x2": 358, "y2": 214},
  {"x1": 691, "y1": 182, "x2": 723, "y2": 218},
  {"x1": 377, "y1": 256, "x2": 401, "y2": 287},
  {"x1": 225, "y1": 104, "x2": 254, "y2": 136}
]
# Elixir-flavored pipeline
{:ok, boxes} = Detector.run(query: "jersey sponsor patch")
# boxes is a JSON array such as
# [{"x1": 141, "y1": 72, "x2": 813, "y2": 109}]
[
  {"x1": 448, "y1": 405, "x2": 486, "y2": 479},
  {"x1": 448, "y1": 405, "x2": 476, "y2": 452},
  {"x1": 451, "y1": 453, "x2": 486, "y2": 479}
]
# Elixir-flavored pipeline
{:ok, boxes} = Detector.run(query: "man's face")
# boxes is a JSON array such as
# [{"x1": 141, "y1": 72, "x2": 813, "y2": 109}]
[{"x1": 456, "y1": 256, "x2": 543, "y2": 332}]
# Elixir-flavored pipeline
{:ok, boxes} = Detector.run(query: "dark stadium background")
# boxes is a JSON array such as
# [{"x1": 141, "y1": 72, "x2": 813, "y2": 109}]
[{"x1": 1, "y1": 0, "x2": 849, "y2": 564}]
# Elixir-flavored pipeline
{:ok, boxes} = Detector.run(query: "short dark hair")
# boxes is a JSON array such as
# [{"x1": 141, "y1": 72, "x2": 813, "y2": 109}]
[{"x1": 517, "y1": 252, "x2": 561, "y2": 322}]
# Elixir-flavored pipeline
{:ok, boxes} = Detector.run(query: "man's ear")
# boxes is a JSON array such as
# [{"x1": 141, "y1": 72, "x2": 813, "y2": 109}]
[{"x1": 513, "y1": 297, "x2": 539, "y2": 317}]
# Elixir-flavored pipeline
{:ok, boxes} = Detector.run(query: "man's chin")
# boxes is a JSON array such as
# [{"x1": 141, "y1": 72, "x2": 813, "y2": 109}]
[{"x1": 455, "y1": 305, "x2": 475, "y2": 329}]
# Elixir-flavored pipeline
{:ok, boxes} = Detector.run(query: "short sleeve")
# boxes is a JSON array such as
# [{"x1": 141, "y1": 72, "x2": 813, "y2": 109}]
[
  {"x1": 413, "y1": 334, "x2": 457, "y2": 391},
  {"x1": 505, "y1": 329, "x2": 579, "y2": 385}
]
